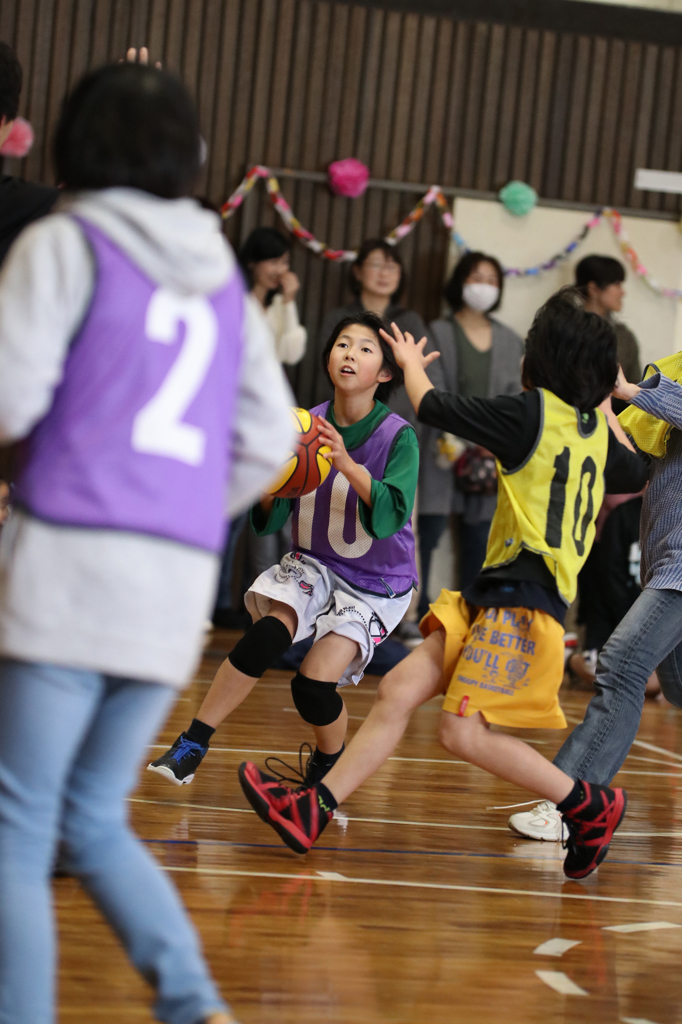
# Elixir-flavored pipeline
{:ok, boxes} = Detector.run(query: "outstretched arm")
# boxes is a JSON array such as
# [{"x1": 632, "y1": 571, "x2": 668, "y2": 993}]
[{"x1": 379, "y1": 321, "x2": 441, "y2": 415}]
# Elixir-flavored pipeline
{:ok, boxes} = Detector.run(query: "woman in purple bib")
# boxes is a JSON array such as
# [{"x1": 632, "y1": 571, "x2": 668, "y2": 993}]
[
  {"x1": 149, "y1": 311, "x2": 419, "y2": 794},
  {"x1": 0, "y1": 63, "x2": 295, "y2": 1024}
]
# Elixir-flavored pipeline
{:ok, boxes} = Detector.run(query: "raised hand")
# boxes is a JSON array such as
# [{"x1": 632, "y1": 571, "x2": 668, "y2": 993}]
[
  {"x1": 612, "y1": 365, "x2": 641, "y2": 403},
  {"x1": 123, "y1": 47, "x2": 162, "y2": 69},
  {"x1": 379, "y1": 321, "x2": 440, "y2": 371}
]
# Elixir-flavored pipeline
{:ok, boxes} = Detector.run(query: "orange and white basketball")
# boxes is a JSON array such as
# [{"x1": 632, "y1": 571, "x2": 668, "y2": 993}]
[{"x1": 266, "y1": 407, "x2": 332, "y2": 499}]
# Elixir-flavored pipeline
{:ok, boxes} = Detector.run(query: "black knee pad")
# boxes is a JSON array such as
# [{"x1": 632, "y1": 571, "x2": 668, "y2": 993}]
[
  {"x1": 291, "y1": 672, "x2": 344, "y2": 726},
  {"x1": 228, "y1": 615, "x2": 292, "y2": 677}
]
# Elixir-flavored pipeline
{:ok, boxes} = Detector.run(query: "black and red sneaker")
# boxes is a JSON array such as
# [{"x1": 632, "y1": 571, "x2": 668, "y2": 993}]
[
  {"x1": 238, "y1": 761, "x2": 333, "y2": 854},
  {"x1": 561, "y1": 781, "x2": 627, "y2": 879}
]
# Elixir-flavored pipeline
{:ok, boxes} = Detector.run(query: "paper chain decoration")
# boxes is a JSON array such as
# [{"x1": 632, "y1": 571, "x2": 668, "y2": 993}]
[{"x1": 221, "y1": 165, "x2": 682, "y2": 300}]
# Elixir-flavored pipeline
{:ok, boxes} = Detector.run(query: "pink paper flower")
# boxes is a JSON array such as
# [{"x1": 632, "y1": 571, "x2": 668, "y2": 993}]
[
  {"x1": 0, "y1": 117, "x2": 33, "y2": 158},
  {"x1": 328, "y1": 158, "x2": 370, "y2": 198}
]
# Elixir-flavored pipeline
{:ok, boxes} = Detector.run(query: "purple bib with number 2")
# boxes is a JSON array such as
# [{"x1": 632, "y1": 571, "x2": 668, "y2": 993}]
[{"x1": 15, "y1": 218, "x2": 244, "y2": 552}]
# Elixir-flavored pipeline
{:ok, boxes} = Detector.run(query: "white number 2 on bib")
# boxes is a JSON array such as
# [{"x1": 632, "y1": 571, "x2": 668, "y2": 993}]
[{"x1": 132, "y1": 288, "x2": 218, "y2": 466}]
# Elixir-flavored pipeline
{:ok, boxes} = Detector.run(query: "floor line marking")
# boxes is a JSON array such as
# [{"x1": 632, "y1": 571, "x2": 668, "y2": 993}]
[
  {"x1": 316, "y1": 870, "x2": 348, "y2": 881},
  {"x1": 621, "y1": 1017, "x2": 663, "y2": 1024},
  {"x1": 625, "y1": 754, "x2": 682, "y2": 769},
  {"x1": 535, "y1": 971, "x2": 589, "y2": 996},
  {"x1": 130, "y1": 798, "x2": 682, "y2": 837},
  {"x1": 534, "y1": 938, "x2": 581, "y2": 956},
  {"x1": 563, "y1": 718, "x2": 682, "y2": 764},
  {"x1": 161, "y1": 864, "x2": 682, "y2": 909},
  {"x1": 615, "y1": 771, "x2": 682, "y2": 778},
  {"x1": 603, "y1": 921, "x2": 682, "y2": 933}
]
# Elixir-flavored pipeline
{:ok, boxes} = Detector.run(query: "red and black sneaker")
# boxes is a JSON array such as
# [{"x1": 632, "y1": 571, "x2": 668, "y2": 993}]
[
  {"x1": 238, "y1": 761, "x2": 333, "y2": 854},
  {"x1": 561, "y1": 781, "x2": 627, "y2": 879}
]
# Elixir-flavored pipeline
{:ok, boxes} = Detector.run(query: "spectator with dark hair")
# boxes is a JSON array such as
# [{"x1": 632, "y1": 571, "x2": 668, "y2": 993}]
[
  {"x1": 417, "y1": 250, "x2": 524, "y2": 617},
  {"x1": 317, "y1": 238, "x2": 443, "y2": 426},
  {"x1": 212, "y1": 226, "x2": 308, "y2": 629},
  {"x1": 575, "y1": 254, "x2": 641, "y2": 411},
  {"x1": 238, "y1": 226, "x2": 307, "y2": 365},
  {"x1": 0, "y1": 42, "x2": 59, "y2": 265}
]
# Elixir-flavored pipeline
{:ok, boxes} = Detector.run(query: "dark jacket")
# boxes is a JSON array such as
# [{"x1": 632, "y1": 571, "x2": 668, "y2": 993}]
[
  {"x1": 0, "y1": 176, "x2": 59, "y2": 266},
  {"x1": 419, "y1": 314, "x2": 524, "y2": 519}
]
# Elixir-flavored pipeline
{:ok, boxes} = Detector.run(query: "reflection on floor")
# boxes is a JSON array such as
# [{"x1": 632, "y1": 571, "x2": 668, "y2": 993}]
[{"x1": 58, "y1": 629, "x2": 682, "y2": 1024}]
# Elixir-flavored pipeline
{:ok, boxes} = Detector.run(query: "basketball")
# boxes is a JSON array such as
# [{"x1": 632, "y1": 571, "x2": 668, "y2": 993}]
[{"x1": 266, "y1": 407, "x2": 332, "y2": 499}]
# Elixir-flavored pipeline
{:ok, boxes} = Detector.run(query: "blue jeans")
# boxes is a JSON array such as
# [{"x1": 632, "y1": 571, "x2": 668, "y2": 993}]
[
  {"x1": 554, "y1": 588, "x2": 682, "y2": 784},
  {"x1": 0, "y1": 660, "x2": 227, "y2": 1024}
]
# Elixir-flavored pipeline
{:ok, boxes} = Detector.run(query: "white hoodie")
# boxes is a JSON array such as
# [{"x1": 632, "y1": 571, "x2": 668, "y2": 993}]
[{"x1": 0, "y1": 188, "x2": 294, "y2": 687}]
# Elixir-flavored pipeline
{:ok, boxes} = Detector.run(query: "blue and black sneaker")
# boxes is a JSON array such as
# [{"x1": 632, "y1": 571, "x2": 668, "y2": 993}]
[{"x1": 147, "y1": 733, "x2": 208, "y2": 786}]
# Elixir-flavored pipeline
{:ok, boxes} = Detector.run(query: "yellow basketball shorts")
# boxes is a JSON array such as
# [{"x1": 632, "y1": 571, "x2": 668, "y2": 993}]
[{"x1": 420, "y1": 590, "x2": 567, "y2": 729}]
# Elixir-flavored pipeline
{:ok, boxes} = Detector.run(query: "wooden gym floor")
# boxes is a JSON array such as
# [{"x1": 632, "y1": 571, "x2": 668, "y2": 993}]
[{"x1": 58, "y1": 629, "x2": 682, "y2": 1024}]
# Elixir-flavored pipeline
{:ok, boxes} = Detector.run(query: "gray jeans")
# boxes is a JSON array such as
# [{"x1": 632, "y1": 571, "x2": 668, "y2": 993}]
[{"x1": 555, "y1": 587, "x2": 682, "y2": 784}]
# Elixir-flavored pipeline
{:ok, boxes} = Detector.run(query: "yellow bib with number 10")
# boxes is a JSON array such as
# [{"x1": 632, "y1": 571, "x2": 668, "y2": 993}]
[{"x1": 483, "y1": 389, "x2": 609, "y2": 606}]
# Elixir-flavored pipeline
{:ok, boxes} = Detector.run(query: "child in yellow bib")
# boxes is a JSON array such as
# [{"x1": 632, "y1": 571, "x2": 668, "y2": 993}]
[
  {"x1": 426, "y1": 385, "x2": 609, "y2": 729},
  {"x1": 240, "y1": 292, "x2": 648, "y2": 879}
]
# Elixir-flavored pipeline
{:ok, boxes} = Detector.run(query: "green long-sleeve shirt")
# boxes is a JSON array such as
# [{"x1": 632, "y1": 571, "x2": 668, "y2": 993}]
[{"x1": 251, "y1": 400, "x2": 419, "y2": 540}]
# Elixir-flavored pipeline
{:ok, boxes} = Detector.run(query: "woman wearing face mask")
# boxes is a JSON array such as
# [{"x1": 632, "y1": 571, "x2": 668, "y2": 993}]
[{"x1": 417, "y1": 251, "x2": 524, "y2": 618}]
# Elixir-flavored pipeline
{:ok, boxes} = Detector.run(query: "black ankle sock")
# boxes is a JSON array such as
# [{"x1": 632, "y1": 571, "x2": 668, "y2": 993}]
[
  {"x1": 311, "y1": 744, "x2": 345, "y2": 768},
  {"x1": 557, "y1": 780, "x2": 583, "y2": 813},
  {"x1": 316, "y1": 781, "x2": 338, "y2": 812},
  {"x1": 186, "y1": 718, "x2": 215, "y2": 748}
]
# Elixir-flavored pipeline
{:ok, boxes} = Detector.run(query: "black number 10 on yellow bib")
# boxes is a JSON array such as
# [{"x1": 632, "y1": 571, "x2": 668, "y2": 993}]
[{"x1": 483, "y1": 389, "x2": 609, "y2": 606}]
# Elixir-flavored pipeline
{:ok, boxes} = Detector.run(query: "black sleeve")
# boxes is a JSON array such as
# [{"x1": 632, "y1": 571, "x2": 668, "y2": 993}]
[
  {"x1": 417, "y1": 388, "x2": 540, "y2": 470},
  {"x1": 604, "y1": 429, "x2": 649, "y2": 494}
]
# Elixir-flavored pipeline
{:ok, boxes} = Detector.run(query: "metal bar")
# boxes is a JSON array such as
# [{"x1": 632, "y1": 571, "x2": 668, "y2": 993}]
[{"x1": 269, "y1": 166, "x2": 680, "y2": 221}]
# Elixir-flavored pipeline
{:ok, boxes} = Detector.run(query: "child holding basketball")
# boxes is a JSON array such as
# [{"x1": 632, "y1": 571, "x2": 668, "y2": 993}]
[
  {"x1": 149, "y1": 311, "x2": 420, "y2": 788},
  {"x1": 239, "y1": 290, "x2": 649, "y2": 879}
]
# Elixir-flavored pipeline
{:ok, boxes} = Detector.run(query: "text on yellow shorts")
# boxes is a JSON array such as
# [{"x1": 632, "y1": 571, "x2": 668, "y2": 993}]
[{"x1": 420, "y1": 590, "x2": 567, "y2": 729}]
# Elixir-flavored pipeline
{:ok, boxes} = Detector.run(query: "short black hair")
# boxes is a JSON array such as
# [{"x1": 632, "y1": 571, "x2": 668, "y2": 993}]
[
  {"x1": 575, "y1": 254, "x2": 625, "y2": 291},
  {"x1": 350, "y1": 238, "x2": 405, "y2": 303},
  {"x1": 54, "y1": 63, "x2": 200, "y2": 198},
  {"x1": 321, "y1": 312, "x2": 403, "y2": 404},
  {"x1": 238, "y1": 226, "x2": 292, "y2": 286},
  {"x1": 0, "y1": 42, "x2": 22, "y2": 122},
  {"x1": 522, "y1": 287, "x2": 618, "y2": 412},
  {"x1": 444, "y1": 250, "x2": 505, "y2": 313}
]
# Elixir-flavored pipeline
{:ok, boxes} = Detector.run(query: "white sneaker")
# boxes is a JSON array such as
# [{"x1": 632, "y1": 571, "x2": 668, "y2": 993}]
[{"x1": 508, "y1": 800, "x2": 567, "y2": 842}]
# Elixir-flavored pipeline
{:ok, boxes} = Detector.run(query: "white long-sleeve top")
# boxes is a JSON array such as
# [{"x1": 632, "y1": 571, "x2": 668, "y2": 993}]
[
  {"x1": 264, "y1": 292, "x2": 307, "y2": 365},
  {"x1": 0, "y1": 188, "x2": 294, "y2": 687}
]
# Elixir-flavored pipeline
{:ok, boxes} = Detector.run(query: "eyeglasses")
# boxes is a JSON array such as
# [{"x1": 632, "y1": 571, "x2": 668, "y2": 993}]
[{"x1": 364, "y1": 261, "x2": 401, "y2": 273}]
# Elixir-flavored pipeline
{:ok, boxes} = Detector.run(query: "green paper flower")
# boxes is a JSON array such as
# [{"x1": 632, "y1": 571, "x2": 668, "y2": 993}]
[{"x1": 499, "y1": 180, "x2": 537, "y2": 217}]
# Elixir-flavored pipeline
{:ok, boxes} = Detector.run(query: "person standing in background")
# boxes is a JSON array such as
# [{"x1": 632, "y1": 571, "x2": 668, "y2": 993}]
[
  {"x1": 238, "y1": 226, "x2": 307, "y2": 366},
  {"x1": 417, "y1": 251, "x2": 524, "y2": 618},
  {"x1": 576, "y1": 255, "x2": 641, "y2": 414},
  {"x1": 317, "y1": 238, "x2": 443, "y2": 427},
  {"x1": 212, "y1": 226, "x2": 308, "y2": 627},
  {"x1": 0, "y1": 43, "x2": 59, "y2": 264}
]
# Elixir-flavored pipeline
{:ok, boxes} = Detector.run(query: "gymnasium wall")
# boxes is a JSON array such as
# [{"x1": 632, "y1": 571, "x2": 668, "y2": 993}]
[{"x1": 3, "y1": 0, "x2": 682, "y2": 402}]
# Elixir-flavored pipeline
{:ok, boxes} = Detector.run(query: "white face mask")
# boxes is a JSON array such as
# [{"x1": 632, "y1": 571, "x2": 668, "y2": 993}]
[{"x1": 462, "y1": 282, "x2": 500, "y2": 313}]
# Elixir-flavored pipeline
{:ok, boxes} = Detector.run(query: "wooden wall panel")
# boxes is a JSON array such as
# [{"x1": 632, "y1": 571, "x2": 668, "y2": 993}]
[{"x1": 3, "y1": 0, "x2": 682, "y2": 403}]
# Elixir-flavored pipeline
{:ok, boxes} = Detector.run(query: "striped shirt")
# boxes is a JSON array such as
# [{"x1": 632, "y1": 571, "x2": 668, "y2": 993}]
[{"x1": 631, "y1": 373, "x2": 682, "y2": 591}]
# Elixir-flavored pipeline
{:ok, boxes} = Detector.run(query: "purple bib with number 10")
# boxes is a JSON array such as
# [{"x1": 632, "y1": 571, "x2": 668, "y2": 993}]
[
  {"x1": 292, "y1": 401, "x2": 417, "y2": 597},
  {"x1": 15, "y1": 218, "x2": 245, "y2": 553}
]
